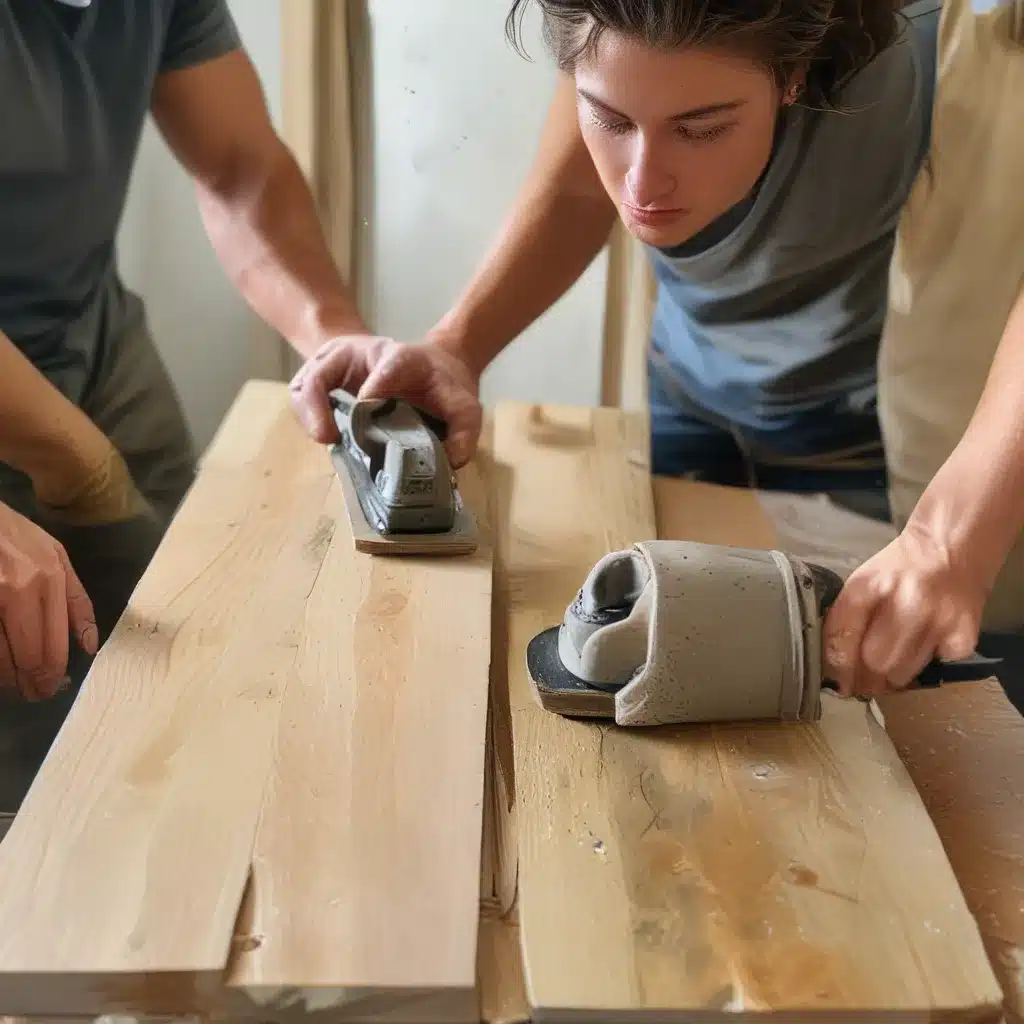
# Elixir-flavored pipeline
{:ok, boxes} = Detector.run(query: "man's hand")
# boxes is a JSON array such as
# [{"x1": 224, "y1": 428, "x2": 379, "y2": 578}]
[
  {"x1": 821, "y1": 520, "x2": 988, "y2": 697},
  {"x1": 0, "y1": 503, "x2": 97, "y2": 701},
  {"x1": 288, "y1": 336, "x2": 484, "y2": 468}
]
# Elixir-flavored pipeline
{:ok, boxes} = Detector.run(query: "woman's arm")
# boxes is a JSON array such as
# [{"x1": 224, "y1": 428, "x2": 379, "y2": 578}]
[
  {"x1": 288, "y1": 72, "x2": 620, "y2": 459},
  {"x1": 429, "y1": 72, "x2": 619, "y2": 374}
]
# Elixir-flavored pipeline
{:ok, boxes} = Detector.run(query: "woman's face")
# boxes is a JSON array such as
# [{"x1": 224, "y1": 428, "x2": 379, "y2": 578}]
[{"x1": 575, "y1": 32, "x2": 787, "y2": 248}]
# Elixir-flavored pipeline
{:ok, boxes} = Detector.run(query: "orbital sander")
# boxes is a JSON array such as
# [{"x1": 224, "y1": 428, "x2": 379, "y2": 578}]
[
  {"x1": 328, "y1": 387, "x2": 478, "y2": 555},
  {"x1": 526, "y1": 540, "x2": 1001, "y2": 727}
]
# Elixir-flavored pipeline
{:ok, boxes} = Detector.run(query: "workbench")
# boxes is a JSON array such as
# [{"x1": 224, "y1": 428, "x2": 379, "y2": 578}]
[{"x1": 0, "y1": 381, "x2": 1020, "y2": 1024}]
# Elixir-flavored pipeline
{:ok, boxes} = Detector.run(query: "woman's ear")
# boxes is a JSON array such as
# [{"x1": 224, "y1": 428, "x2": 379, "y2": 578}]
[{"x1": 782, "y1": 64, "x2": 808, "y2": 105}]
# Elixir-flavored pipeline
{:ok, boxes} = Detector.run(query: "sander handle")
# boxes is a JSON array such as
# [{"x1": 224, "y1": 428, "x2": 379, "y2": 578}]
[{"x1": 327, "y1": 389, "x2": 449, "y2": 443}]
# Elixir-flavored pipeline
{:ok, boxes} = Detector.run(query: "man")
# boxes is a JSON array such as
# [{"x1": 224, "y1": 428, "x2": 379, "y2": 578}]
[{"x1": 0, "y1": 0, "x2": 366, "y2": 809}]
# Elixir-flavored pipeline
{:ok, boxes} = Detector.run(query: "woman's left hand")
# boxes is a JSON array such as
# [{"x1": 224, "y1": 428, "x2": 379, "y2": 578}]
[{"x1": 821, "y1": 520, "x2": 989, "y2": 697}]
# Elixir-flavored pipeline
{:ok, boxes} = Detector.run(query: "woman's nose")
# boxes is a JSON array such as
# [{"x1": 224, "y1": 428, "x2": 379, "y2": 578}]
[{"x1": 625, "y1": 135, "x2": 677, "y2": 207}]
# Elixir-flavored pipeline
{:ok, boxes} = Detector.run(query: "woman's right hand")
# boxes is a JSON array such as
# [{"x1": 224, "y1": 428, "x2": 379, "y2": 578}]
[
  {"x1": 289, "y1": 335, "x2": 484, "y2": 468},
  {"x1": 0, "y1": 502, "x2": 97, "y2": 701}
]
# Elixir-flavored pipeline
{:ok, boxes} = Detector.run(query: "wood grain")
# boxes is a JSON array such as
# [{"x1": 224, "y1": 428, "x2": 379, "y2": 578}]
[
  {"x1": 0, "y1": 381, "x2": 493, "y2": 1023},
  {"x1": 654, "y1": 476, "x2": 1024, "y2": 1022},
  {"x1": 494, "y1": 402, "x2": 1002, "y2": 1022},
  {"x1": 0, "y1": 383, "x2": 333, "y2": 1017},
  {"x1": 224, "y1": 396, "x2": 493, "y2": 1022},
  {"x1": 880, "y1": 683, "x2": 1024, "y2": 1024}
]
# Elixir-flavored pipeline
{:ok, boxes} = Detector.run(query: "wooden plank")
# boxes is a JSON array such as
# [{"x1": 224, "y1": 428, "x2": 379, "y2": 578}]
[
  {"x1": 0, "y1": 381, "x2": 335, "y2": 1017},
  {"x1": 881, "y1": 684, "x2": 1024, "y2": 1024},
  {"x1": 655, "y1": 476, "x2": 1024, "y2": 1023},
  {"x1": 223, "y1": 389, "x2": 493, "y2": 1022},
  {"x1": 494, "y1": 403, "x2": 1002, "y2": 1022}
]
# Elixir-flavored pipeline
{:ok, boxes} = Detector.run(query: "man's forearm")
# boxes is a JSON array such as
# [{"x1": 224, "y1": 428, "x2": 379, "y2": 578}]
[
  {"x1": 196, "y1": 140, "x2": 367, "y2": 360},
  {"x1": 430, "y1": 75, "x2": 618, "y2": 376},
  {"x1": 908, "y1": 279, "x2": 1024, "y2": 589}
]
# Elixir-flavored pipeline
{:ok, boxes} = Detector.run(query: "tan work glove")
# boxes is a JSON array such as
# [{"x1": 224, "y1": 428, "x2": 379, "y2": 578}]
[{"x1": 0, "y1": 501, "x2": 97, "y2": 700}]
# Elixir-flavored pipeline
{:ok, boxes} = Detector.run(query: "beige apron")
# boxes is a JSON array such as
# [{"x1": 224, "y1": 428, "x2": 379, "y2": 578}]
[{"x1": 878, "y1": 0, "x2": 1024, "y2": 631}]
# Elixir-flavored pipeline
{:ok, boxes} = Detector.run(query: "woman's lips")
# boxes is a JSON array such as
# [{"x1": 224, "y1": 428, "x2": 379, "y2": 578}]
[{"x1": 623, "y1": 203, "x2": 690, "y2": 228}]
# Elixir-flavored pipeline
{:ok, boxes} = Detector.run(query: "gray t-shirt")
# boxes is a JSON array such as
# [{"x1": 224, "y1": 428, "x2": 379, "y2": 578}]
[
  {"x1": 650, "y1": 1, "x2": 941, "y2": 431},
  {"x1": 0, "y1": 0, "x2": 240, "y2": 400}
]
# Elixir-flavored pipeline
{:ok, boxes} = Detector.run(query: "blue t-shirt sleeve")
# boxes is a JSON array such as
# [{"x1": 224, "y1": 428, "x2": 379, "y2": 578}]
[{"x1": 160, "y1": 0, "x2": 241, "y2": 72}]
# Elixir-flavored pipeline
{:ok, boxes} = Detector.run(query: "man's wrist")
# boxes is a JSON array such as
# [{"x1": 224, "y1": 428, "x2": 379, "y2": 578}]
[
  {"x1": 295, "y1": 298, "x2": 370, "y2": 357},
  {"x1": 907, "y1": 445, "x2": 1024, "y2": 595}
]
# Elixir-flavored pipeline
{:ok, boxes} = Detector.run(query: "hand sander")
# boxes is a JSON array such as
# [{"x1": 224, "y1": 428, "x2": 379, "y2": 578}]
[
  {"x1": 526, "y1": 540, "x2": 1001, "y2": 727},
  {"x1": 328, "y1": 388, "x2": 477, "y2": 555}
]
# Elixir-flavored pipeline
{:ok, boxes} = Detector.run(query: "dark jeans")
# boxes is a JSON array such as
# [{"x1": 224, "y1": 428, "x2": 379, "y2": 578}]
[
  {"x1": 648, "y1": 353, "x2": 892, "y2": 523},
  {"x1": 0, "y1": 298, "x2": 196, "y2": 819}
]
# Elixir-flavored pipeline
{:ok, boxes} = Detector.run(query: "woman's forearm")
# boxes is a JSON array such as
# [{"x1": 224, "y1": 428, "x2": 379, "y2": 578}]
[
  {"x1": 907, "y1": 279, "x2": 1024, "y2": 589},
  {"x1": 430, "y1": 74, "x2": 618, "y2": 376}
]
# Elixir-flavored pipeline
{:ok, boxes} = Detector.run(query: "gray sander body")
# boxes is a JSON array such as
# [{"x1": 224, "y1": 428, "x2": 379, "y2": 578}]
[
  {"x1": 526, "y1": 540, "x2": 1001, "y2": 728},
  {"x1": 329, "y1": 387, "x2": 459, "y2": 535}
]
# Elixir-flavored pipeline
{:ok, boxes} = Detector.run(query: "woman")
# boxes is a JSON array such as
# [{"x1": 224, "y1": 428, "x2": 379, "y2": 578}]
[
  {"x1": 294, "y1": 0, "x2": 939, "y2": 523},
  {"x1": 291, "y1": 0, "x2": 967, "y2": 688}
]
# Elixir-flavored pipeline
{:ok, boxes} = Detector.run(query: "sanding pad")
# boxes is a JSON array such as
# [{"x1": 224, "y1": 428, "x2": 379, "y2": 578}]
[
  {"x1": 526, "y1": 626, "x2": 616, "y2": 719},
  {"x1": 331, "y1": 445, "x2": 478, "y2": 556}
]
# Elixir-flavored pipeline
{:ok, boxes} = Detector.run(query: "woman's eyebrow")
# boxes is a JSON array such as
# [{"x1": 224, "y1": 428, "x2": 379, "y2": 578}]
[{"x1": 578, "y1": 88, "x2": 746, "y2": 121}]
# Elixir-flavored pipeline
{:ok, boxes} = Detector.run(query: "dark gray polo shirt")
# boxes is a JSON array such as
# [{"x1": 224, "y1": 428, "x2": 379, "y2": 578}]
[{"x1": 0, "y1": 0, "x2": 240, "y2": 400}]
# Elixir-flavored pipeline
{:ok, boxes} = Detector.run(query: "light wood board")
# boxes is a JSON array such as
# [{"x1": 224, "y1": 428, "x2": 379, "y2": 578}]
[
  {"x1": 655, "y1": 476, "x2": 1024, "y2": 1022},
  {"x1": 219, "y1": 387, "x2": 493, "y2": 1023},
  {"x1": 492, "y1": 401, "x2": 1002, "y2": 1022},
  {"x1": 0, "y1": 383, "x2": 334, "y2": 1017},
  {"x1": 0, "y1": 381, "x2": 494, "y2": 1023}
]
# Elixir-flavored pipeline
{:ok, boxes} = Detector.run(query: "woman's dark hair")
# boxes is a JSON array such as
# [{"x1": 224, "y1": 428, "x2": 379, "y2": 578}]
[{"x1": 505, "y1": 0, "x2": 905, "y2": 109}]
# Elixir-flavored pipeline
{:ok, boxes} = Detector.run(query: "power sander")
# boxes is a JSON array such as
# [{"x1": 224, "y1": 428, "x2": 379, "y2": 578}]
[{"x1": 526, "y1": 540, "x2": 1002, "y2": 728}]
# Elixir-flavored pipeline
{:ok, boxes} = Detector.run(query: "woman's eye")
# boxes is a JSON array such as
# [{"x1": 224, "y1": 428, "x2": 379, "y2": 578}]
[
  {"x1": 677, "y1": 122, "x2": 733, "y2": 143},
  {"x1": 590, "y1": 111, "x2": 633, "y2": 135}
]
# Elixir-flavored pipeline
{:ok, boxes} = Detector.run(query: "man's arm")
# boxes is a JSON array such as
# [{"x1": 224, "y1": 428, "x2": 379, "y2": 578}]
[
  {"x1": 909, "y1": 280, "x2": 1024, "y2": 588},
  {"x1": 429, "y1": 72, "x2": 618, "y2": 374},
  {"x1": 823, "y1": 279, "x2": 1024, "y2": 695},
  {"x1": 150, "y1": 48, "x2": 367, "y2": 360}
]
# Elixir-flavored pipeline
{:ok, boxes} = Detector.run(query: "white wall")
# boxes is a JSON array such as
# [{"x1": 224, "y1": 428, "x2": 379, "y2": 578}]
[
  {"x1": 117, "y1": 0, "x2": 608, "y2": 451},
  {"x1": 358, "y1": 1, "x2": 608, "y2": 408},
  {"x1": 117, "y1": 1, "x2": 283, "y2": 451}
]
